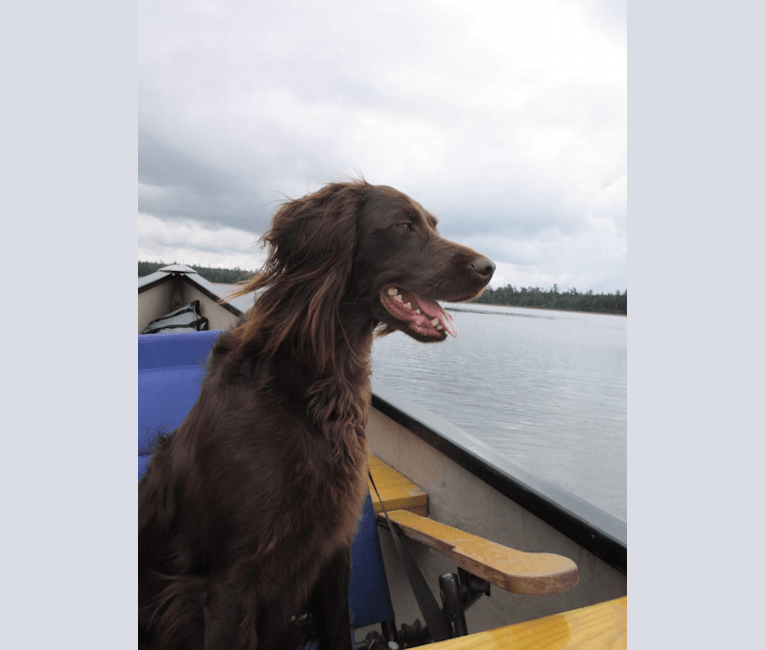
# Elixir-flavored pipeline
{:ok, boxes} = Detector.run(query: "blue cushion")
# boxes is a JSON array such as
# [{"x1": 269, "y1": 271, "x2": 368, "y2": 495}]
[
  {"x1": 138, "y1": 454, "x2": 151, "y2": 481},
  {"x1": 138, "y1": 366, "x2": 206, "y2": 454},
  {"x1": 138, "y1": 331, "x2": 222, "y2": 454},
  {"x1": 349, "y1": 494, "x2": 396, "y2": 628},
  {"x1": 138, "y1": 330, "x2": 222, "y2": 371}
]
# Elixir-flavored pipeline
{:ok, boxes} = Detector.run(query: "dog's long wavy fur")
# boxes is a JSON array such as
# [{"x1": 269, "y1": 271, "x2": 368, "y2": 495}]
[{"x1": 138, "y1": 180, "x2": 494, "y2": 649}]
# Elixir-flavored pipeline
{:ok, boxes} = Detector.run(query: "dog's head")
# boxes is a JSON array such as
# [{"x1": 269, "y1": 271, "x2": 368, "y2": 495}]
[
  {"x1": 345, "y1": 184, "x2": 495, "y2": 342},
  {"x1": 234, "y1": 181, "x2": 494, "y2": 366}
]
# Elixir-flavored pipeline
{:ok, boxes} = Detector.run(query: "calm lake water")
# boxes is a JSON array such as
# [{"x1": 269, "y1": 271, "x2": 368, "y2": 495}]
[{"x1": 370, "y1": 303, "x2": 627, "y2": 523}]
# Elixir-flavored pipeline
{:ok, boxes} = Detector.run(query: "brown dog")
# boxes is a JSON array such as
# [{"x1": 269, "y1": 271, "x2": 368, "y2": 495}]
[{"x1": 138, "y1": 180, "x2": 494, "y2": 649}]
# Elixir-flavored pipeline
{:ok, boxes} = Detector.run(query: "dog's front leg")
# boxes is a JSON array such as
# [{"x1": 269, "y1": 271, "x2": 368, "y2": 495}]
[{"x1": 310, "y1": 547, "x2": 353, "y2": 650}]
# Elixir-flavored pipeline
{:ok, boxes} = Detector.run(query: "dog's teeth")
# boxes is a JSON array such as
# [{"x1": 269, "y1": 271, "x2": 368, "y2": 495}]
[
  {"x1": 387, "y1": 287, "x2": 398, "y2": 296},
  {"x1": 430, "y1": 317, "x2": 439, "y2": 326},
  {"x1": 436, "y1": 324, "x2": 444, "y2": 331},
  {"x1": 414, "y1": 309, "x2": 421, "y2": 314},
  {"x1": 405, "y1": 302, "x2": 411, "y2": 309},
  {"x1": 394, "y1": 294, "x2": 403, "y2": 302}
]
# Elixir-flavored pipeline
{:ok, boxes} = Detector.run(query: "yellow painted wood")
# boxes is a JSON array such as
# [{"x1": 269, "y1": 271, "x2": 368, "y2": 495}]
[
  {"x1": 428, "y1": 597, "x2": 627, "y2": 649},
  {"x1": 368, "y1": 455, "x2": 428, "y2": 516},
  {"x1": 381, "y1": 509, "x2": 579, "y2": 595}
]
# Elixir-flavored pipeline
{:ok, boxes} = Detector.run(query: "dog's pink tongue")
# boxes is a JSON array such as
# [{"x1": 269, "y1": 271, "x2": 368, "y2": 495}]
[{"x1": 414, "y1": 296, "x2": 458, "y2": 337}]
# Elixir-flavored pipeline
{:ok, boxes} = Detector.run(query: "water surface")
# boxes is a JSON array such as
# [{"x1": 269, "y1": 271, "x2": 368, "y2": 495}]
[{"x1": 370, "y1": 304, "x2": 627, "y2": 522}]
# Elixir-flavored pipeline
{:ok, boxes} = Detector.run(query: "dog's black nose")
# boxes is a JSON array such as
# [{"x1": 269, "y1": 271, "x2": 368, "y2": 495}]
[{"x1": 471, "y1": 255, "x2": 495, "y2": 282}]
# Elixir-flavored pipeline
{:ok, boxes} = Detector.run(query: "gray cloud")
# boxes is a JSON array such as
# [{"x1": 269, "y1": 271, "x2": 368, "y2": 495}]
[
  {"x1": 138, "y1": 0, "x2": 626, "y2": 292},
  {"x1": 138, "y1": 132, "x2": 271, "y2": 231}
]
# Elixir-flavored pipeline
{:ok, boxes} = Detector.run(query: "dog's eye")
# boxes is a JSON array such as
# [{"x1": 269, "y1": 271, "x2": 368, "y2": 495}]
[{"x1": 396, "y1": 222, "x2": 413, "y2": 233}]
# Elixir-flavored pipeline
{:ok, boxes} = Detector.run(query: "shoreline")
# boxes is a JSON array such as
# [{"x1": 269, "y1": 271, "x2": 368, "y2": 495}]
[{"x1": 454, "y1": 303, "x2": 627, "y2": 317}]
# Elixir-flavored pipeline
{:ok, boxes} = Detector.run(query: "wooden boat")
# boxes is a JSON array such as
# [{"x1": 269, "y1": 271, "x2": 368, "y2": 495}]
[{"x1": 138, "y1": 264, "x2": 627, "y2": 648}]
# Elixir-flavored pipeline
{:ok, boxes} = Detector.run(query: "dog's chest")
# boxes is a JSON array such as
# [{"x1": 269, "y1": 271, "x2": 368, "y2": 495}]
[{"x1": 306, "y1": 436, "x2": 369, "y2": 543}]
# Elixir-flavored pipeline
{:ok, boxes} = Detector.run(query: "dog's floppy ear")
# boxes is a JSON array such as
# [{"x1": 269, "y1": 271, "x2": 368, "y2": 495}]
[
  {"x1": 235, "y1": 181, "x2": 369, "y2": 371},
  {"x1": 266, "y1": 182, "x2": 363, "y2": 282}
]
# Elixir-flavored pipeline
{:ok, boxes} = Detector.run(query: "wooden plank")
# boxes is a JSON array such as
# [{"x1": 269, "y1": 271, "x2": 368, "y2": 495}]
[
  {"x1": 381, "y1": 509, "x2": 579, "y2": 595},
  {"x1": 428, "y1": 597, "x2": 627, "y2": 649},
  {"x1": 368, "y1": 455, "x2": 428, "y2": 516}
]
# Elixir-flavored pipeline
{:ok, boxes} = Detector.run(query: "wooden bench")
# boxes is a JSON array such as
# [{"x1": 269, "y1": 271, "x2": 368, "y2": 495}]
[
  {"x1": 427, "y1": 597, "x2": 627, "y2": 649},
  {"x1": 367, "y1": 455, "x2": 579, "y2": 596},
  {"x1": 368, "y1": 454, "x2": 428, "y2": 516}
]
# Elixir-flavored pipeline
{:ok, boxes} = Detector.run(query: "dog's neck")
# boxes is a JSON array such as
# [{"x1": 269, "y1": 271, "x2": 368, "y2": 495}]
[
  {"x1": 229, "y1": 313, "x2": 376, "y2": 432},
  {"x1": 271, "y1": 318, "x2": 375, "y2": 462}
]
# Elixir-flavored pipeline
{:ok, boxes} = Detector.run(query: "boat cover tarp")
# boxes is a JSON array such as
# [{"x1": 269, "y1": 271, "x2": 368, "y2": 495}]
[
  {"x1": 137, "y1": 330, "x2": 395, "y2": 633},
  {"x1": 141, "y1": 300, "x2": 209, "y2": 335}
]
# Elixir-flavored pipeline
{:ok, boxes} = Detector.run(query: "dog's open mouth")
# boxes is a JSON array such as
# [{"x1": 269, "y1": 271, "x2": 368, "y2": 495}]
[{"x1": 379, "y1": 286, "x2": 458, "y2": 338}]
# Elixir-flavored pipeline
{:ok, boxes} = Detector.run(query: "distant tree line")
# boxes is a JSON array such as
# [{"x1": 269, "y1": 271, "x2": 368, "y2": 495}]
[
  {"x1": 139, "y1": 262, "x2": 626, "y2": 315},
  {"x1": 138, "y1": 261, "x2": 257, "y2": 284},
  {"x1": 473, "y1": 284, "x2": 627, "y2": 315}
]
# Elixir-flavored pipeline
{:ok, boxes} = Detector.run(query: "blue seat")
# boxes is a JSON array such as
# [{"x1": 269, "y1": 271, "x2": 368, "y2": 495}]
[
  {"x1": 138, "y1": 331, "x2": 395, "y2": 647},
  {"x1": 138, "y1": 329, "x2": 219, "y2": 459}
]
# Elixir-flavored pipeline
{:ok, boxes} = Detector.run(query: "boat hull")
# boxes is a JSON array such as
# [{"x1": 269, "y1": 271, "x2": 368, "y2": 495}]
[{"x1": 365, "y1": 404, "x2": 626, "y2": 632}]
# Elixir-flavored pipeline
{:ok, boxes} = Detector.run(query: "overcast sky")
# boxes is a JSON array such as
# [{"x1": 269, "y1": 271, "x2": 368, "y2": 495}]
[{"x1": 138, "y1": 0, "x2": 626, "y2": 293}]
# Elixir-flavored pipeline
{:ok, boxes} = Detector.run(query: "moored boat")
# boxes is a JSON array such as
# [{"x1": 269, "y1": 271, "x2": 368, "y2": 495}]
[{"x1": 138, "y1": 265, "x2": 627, "y2": 648}]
